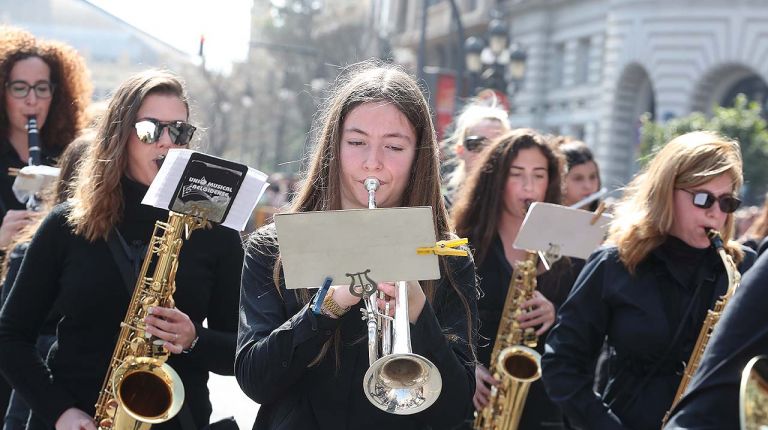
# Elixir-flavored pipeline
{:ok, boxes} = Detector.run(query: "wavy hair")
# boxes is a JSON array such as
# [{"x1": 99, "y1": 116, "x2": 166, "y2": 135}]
[
  {"x1": 68, "y1": 70, "x2": 189, "y2": 242},
  {"x1": 452, "y1": 129, "x2": 563, "y2": 265},
  {"x1": 608, "y1": 131, "x2": 745, "y2": 273},
  {"x1": 0, "y1": 25, "x2": 92, "y2": 150}
]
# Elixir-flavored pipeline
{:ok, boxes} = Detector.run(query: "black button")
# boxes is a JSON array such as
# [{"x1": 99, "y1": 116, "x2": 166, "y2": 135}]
[
  {"x1": 324, "y1": 330, "x2": 332, "y2": 336},
  {"x1": 282, "y1": 361, "x2": 288, "y2": 368}
]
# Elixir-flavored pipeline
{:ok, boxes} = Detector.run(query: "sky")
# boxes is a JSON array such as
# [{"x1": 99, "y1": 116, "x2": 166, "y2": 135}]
[{"x1": 85, "y1": 0, "x2": 253, "y2": 73}]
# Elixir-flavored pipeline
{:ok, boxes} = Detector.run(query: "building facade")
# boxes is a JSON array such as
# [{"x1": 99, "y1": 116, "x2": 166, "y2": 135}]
[{"x1": 387, "y1": 0, "x2": 768, "y2": 187}]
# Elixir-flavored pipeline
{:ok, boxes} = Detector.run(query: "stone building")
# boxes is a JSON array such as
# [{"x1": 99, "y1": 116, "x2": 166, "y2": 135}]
[{"x1": 386, "y1": 0, "x2": 768, "y2": 186}]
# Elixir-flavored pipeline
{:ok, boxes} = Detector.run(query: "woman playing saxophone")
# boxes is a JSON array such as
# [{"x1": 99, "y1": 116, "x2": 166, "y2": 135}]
[
  {"x1": 451, "y1": 129, "x2": 583, "y2": 429},
  {"x1": 542, "y1": 131, "x2": 756, "y2": 430},
  {"x1": 0, "y1": 70, "x2": 242, "y2": 430}
]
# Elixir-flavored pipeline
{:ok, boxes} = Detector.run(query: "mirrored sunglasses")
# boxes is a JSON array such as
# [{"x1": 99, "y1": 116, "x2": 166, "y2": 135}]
[
  {"x1": 135, "y1": 119, "x2": 196, "y2": 146},
  {"x1": 464, "y1": 135, "x2": 489, "y2": 152},
  {"x1": 680, "y1": 189, "x2": 741, "y2": 213},
  {"x1": 5, "y1": 80, "x2": 55, "y2": 99}
]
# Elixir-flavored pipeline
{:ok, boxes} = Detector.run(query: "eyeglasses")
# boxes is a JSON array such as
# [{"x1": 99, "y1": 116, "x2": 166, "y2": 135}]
[
  {"x1": 135, "y1": 119, "x2": 196, "y2": 146},
  {"x1": 678, "y1": 189, "x2": 742, "y2": 213},
  {"x1": 464, "y1": 135, "x2": 489, "y2": 152},
  {"x1": 5, "y1": 80, "x2": 55, "y2": 99}
]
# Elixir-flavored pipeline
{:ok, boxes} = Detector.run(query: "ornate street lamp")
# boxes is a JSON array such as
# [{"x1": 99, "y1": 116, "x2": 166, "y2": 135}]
[{"x1": 464, "y1": 17, "x2": 528, "y2": 97}]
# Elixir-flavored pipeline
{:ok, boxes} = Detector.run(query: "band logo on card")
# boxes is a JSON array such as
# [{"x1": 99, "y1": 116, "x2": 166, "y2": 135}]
[{"x1": 169, "y1": 152, "x2": 248, "y2": 223}]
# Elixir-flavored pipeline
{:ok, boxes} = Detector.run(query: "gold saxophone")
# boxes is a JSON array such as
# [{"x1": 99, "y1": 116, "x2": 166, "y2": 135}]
[
  {"x1": 474, "y1": 251, "x2": 542, "y2": 430},
  {"x1": 661, "y1": 228, "x2": 741, "y2": 426},
  {"x1": 94, "y1": 211, "x2": 209, "y2": 430}
]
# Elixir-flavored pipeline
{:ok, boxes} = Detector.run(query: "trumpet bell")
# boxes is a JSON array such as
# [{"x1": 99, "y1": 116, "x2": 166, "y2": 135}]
[{"x1": 364, "y1": 352, "x2": 443, "y2": 415}]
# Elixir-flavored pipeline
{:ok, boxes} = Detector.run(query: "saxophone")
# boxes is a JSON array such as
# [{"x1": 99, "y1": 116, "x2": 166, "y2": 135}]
[
  {"x1": 94, "y1": 211, "x2": 209, "y2": 430},
  {"x1": 474, "y1": 251, "x2": 542, "y2": 430},
  {"x1": 661, "y1": 228, "x2": 741, "y2": 426}
]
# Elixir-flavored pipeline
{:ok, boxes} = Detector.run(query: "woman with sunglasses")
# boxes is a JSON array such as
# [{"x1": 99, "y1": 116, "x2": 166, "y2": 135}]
[
  {"x1": 236, "y1": 61, "x2": 478, "y2": 430},
  {"x1": 0, "y1": 69, "x2": 243, "y2": 430},
  {"x1": 541, "y1": 131, "x2": 756, "y2": 430},
  {"x1": 443, "y1": 102, "x2": 509, "y2": 207},
  {"x1": 451, "y1": 129, "x2": 582, "y2": 429},
  {"x1": 0, "y1": 26, "x2": 91, "y2": 249}
]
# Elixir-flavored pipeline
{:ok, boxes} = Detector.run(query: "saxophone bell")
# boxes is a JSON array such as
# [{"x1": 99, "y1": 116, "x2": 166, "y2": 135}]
[{"x1": 475, "y1": 252, "x2": 542, "y2": 430}]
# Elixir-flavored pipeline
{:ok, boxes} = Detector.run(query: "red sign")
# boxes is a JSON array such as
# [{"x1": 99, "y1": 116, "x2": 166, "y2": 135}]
[{"x1": 435, "y1": 74, "x2": 456, "y2": 141}]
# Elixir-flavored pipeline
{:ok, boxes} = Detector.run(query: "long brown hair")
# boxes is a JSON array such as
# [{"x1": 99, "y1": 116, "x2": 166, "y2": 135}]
[
  {"x1": 0, "y1": 25, "x2": 92, "y2": 150},
  {"x1": 452, "y1": 129, "x2": 563, "y2": 265},
  {"x1": 609, "y1": 131, "x2": 744, "y2": 273},
  {"x1": 68, "y1": 70, "x2": 190, "y2": 242},
  {"x1": 250, "y1": 60, "x2": 475, "y2": 365}
]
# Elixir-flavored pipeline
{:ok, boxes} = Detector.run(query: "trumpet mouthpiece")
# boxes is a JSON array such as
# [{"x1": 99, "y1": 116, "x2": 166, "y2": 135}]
[{"x1": 364, "y1": 177, "x2": 380, "y2": 192}]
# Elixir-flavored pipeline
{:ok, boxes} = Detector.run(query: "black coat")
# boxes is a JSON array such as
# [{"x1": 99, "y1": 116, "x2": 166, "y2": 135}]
[
  {"x1": 236, "y1": 225, "x2": 478, "y2": 430},
  {"x1": 541, "y1": 238, "x2": 755, "y2": 430},
  {"x1": 0, "y1": 177, "x2": 243, "y2": 430},
  {"x1": 664, "y1": 251, "x2": 768, "y2": 428}
]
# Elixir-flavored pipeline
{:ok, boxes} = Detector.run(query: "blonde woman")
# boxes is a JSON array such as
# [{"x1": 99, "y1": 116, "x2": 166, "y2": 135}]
[
  {"x1": 443, "y1": 103, "x2": 510, "y2": 206},
  {"x1": 541, "y1": 131, "x2": 757, "y2": 430}
]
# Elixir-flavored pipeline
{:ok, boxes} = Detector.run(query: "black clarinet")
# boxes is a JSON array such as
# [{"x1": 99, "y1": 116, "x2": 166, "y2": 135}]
[
  {"x1": 25, "y1": 116, "x2": 42, "y2": 210},
  {"x1": 26, "y1": 116, "x2": 41, "y2": 166}
]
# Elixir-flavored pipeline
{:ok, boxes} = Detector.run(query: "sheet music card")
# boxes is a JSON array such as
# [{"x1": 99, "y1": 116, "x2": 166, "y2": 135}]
[
  {"x1": 274, "y1": 207, "x2": 441, "y2": 290},
  {"x1": 513, "y1": 202, "x2": 611, "y2": 260},
  {"x1": 142, "y1": 149, "x2": 269, "y2": 231}
]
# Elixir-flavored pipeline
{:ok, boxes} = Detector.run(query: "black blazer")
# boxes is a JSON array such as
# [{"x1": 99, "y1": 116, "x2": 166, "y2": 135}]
[{"x1": 236, "y1": 225, "x2": 478, "y2": 430}]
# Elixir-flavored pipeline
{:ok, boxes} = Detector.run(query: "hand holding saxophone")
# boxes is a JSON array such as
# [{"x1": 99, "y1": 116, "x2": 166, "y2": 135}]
[
  {"x1": 55, "y1": 407, "x2": 97, "y2": 430},
  {"x1": 473, "y1": 364, "x2": 501, "y2": 410},
  {"x1": 143, "y1": 306, "x2": 198, "y2": 354},
  {"x1": 516, "y1": 290, "x2": 556, "y2": 336}
]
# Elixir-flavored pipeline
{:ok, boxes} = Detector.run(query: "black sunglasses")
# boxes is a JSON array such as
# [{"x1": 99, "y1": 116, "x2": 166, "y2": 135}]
[
  {"x1": 135, "y1": 119, "x2": 196, "y2": 146},
  {"x1": 679, "y1": 189, "x2": 742, "y2": 213},
  {"x1": 464, "y1": 135, "x2": 489, "y2": 152}
]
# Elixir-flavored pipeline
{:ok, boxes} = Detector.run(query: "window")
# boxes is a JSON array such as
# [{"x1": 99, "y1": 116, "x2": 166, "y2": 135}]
[
  {"x1": 574, "y1": 37, "x2": 591, "y2": 85},
  {"x1": 551, "y1": 43, "x2": 565, "y2": 87}
]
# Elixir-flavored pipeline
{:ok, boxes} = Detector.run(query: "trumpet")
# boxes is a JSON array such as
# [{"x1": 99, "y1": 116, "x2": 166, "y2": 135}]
[{"x1": 358, "y1": 177, "x2": 442, "y2": 415}]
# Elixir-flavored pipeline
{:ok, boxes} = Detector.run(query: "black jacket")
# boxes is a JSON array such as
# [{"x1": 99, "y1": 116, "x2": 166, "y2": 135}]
[
  {"x1": 0, "y1": 177, "x2": 243, "y2": 430},
  {"x1": 236, "y1": 225, "x2": 478, "y2": 430},
  {"x1": 664, "y1": 251, "x2": 768, "y2": 428},
  {"x1": 542, "y1": 238, "x2": 755, "y2": 430}
]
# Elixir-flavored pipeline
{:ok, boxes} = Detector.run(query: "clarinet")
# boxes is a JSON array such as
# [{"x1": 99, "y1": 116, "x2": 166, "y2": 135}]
[
  {"x1": 25, "y1": 116, "x2": 42, "y2": 210},
  {"x1": 26, "y1": 116, "x2": 41, "y2": 167}
]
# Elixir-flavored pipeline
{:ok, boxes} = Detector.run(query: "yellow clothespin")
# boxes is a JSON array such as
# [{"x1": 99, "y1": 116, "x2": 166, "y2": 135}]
[{"x1": 416, "y1": 238, "x2": 469, "y2": 257}]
